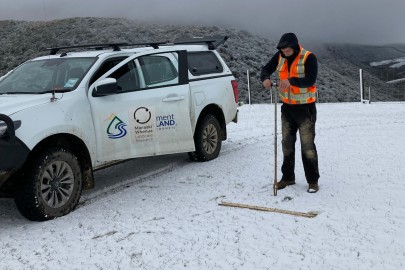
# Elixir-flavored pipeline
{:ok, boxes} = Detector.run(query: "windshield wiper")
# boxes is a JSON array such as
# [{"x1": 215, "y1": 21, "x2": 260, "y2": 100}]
[
  {"x1": 40, "y1": 89, "x2": 73, "y2": 94},
  {"x1": 0, "y1": 92, "x2": 36, "y2": 95},
  {"x1": 0, "y1": 89, "x2": 73, "y2": 95}
]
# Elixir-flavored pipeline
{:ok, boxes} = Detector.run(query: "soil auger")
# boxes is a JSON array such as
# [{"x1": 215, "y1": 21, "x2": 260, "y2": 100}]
[{"x1": 272, "y1": 82, "x2": 278, "y2": 196}]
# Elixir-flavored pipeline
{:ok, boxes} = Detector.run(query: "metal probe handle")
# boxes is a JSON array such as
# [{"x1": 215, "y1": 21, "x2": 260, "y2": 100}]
[{"x1": 272, "y1": 83, "x2": 278, "y2": 196}]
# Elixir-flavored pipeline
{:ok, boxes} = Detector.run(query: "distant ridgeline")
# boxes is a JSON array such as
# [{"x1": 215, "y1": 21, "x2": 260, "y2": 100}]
[
  {"x1": 316, "y1": 43, "x2": 405, "y2": 102},
  {"x1": 0, "y1": 17, "x2": 403, "y2": 102}
]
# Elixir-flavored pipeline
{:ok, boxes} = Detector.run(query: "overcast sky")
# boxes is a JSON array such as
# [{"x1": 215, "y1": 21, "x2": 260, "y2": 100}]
[{"x1": 0, "y1": 0, "x2": 404, "y2": 45}]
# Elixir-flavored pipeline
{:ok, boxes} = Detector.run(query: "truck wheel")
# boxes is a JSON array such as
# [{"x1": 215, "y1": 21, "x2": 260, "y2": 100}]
[
  {"x1": 192, "y1": 114, "x2": 222, "y2": 162},
  {"x1": 15, "y1": 147, "x2": 82, "y2": 221}
]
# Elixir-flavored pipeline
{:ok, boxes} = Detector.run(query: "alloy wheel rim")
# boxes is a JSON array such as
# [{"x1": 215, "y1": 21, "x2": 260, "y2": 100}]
[
  {"x1": 202, "y1": 123, "x2": 218, "y2": 154},
  {"x1": 40, "y1": 161, "x2": 75, "y2": 208}
]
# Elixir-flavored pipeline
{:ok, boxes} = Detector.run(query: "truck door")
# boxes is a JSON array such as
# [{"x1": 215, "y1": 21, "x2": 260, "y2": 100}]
[{"x1": 88, "y1": 50, "x2": 195, "y2": 163}]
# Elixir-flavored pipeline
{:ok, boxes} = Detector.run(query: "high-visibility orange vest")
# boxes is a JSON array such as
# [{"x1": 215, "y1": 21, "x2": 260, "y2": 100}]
[{"x1": 276, "y1": 46, "x2": 317, "y2": 104}]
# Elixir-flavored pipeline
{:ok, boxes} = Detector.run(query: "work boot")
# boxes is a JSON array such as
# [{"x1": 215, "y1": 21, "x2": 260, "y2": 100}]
[
  {"x1": 307, "y1": 183, "x2": 319, "y2": 193},
  {"x1": 276, "y1": 180, "x2": 296, "y2": 190}
]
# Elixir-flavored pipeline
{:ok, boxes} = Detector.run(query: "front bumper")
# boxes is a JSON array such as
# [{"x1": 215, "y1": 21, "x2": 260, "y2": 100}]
[{"x1": 0, "y1": 114, "x2": 29, "y2": 189}]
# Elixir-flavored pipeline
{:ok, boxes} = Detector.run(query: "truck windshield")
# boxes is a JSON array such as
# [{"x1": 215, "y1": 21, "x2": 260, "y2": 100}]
[{"x1": 0, "y1": 57, "x2": 96, "y2": 94}]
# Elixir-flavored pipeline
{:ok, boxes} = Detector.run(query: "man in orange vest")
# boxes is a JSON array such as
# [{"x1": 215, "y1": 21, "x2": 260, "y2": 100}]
[{"x1": 261, "y1": 33, "x2": 320, "y2": 193}]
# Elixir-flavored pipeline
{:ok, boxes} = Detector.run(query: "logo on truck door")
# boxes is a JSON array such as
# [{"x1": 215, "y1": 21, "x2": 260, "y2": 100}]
[
  {"x1": 129, "y1": 106, "x2": 178, "y2": 143},
  {"x1": 130, "y1": 106, "x2": 156, "y2": 143},
  {"x1": 134, "y1": 107, "x2": 152, "y2": 124},
  {"x1": 156, "y1": 114, "x2": 176, "y2": 130},
  {"x1": 106, "y1": 114, "x2": 128, "y2": 139}
]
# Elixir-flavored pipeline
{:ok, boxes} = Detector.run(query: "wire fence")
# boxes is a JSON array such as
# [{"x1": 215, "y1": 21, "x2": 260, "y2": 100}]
[
  {"x1": 361, "y1": 69, "x2": 405, "y2": 102},
  {"x1": 244, "y1": 69, "x2": 405, "y2": 105}
]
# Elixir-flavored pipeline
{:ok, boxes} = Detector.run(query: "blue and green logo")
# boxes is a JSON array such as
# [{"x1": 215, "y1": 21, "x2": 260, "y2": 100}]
[{"x1": 107, "y1": 114, "x2": 127, "y2": 139}]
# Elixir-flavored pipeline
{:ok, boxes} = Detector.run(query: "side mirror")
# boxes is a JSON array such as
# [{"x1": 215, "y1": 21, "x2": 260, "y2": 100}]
[
  {"x1": 0, "y1": 114, "x2": 15, "y2": 142},
  {"x1": 92, "y1": 78, "x2": 118, "y2": 97}
]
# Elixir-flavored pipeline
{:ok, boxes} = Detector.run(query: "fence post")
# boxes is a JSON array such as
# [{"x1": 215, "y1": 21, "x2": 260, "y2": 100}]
[
  {"x1": 359, "y1": 69, "x2": 364, "y2": 102},
  {"x1": 247, "y1": 70, "x2": 251, "y2": 105},
  {"x1": 359, "y1": 69, "x2": 370, "y2": 104}
]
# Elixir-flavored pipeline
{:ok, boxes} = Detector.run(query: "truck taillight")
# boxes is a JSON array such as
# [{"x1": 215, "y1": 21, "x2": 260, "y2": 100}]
[{"x1": 231, "y1": 80, "x2": 239, "y2": 103}]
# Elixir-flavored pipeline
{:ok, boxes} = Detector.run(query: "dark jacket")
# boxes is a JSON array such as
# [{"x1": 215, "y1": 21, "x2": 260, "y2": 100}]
[{"x1": 260, "y1": 33, "x2": 318, "y2": 89}]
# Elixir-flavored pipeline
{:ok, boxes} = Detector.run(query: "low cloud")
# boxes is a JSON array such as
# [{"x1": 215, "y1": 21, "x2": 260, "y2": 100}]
[{"x1": 0, "y1": 0, "x2": 404, "y2": 45}]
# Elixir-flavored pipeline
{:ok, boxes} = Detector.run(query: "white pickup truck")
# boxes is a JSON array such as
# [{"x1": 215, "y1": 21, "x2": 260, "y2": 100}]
[{"x1": 0, "y1": 37, "x2": 238, "y2": 220}]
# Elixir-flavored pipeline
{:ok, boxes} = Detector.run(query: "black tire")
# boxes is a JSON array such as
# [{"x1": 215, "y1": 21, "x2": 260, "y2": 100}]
[
  {"x1": 191, "y1": 114, "x2": 222, "y2": 162},
  {"x1": 15, "y1": 147, "x2": 82, "y2": 221}
]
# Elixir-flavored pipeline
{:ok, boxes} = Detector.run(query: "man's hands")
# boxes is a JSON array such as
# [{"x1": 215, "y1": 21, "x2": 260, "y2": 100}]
[
  {"x1": 263, "y1": 79, "x2": 290, "y2": 91},
  {"x1": 278, "y1": 79, "x2": 290, "y2": 92},
  {"x1": 262, "y1": 79, "x2": 273, "y2": 90}
]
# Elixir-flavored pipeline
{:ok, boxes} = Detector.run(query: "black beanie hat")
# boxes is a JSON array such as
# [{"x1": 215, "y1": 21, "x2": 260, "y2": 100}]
[{"x1": 277, "y1": 33, "x2": 299, "y2": 51}]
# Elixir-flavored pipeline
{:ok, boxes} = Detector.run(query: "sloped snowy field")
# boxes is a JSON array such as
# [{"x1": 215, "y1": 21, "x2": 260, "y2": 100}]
[
  {"x1": 370, "y1": 57, "x2": 405, "y2": 68},
  {"x1": 1, "y1": 102, "x2": 404, "y2": 270}
]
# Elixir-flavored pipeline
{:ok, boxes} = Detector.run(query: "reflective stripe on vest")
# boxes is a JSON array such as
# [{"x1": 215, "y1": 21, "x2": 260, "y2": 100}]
[
  {"x1": 296, "y1": 49, "x2": 310, "y2": 78},
  {"x1": 276, "y1": 57, "x2": 285, "y2": 72},
  {"x1": 279, "y1": 91, "x2": 317, "y2": 104},
  {"x1": 277, "y1": 46, "x2": 316, "y2": 104}
]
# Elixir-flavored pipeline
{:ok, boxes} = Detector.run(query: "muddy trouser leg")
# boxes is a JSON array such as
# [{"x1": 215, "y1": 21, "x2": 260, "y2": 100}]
[
  {"x1": 298, "y1": 105, "x2": 320, "y2": 184},
  {"x1": 281, "y1": 105, "x2": 298, "y2": 182}
]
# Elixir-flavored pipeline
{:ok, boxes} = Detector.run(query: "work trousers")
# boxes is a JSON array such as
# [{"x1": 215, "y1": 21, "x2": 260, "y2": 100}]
[{"x1": 280, "y1": 102, "x2": 320, "y2": 184}]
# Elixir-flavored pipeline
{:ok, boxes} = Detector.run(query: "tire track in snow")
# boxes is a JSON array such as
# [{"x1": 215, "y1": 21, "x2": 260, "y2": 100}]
[
  {"x1": 79, "y1": 162, "x2": 182, "y2": 208},
  {"x1": 78, "y1": 133, "x2": 268, "y2": 208}
]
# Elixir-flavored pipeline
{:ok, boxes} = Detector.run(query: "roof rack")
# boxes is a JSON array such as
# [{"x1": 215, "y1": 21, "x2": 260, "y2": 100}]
[
  {"x1": 46, "y1": 36, "x2": 229, "y2": 55},
  {"x1": 173, "y1": 36, "x2": 229, "y2": 50},
  {"x1": 47, "y1": 43, "x2": 124, "y2": 55},
  {"x1": 46, "y1": 42, "x2": 168, "y2": 55}
]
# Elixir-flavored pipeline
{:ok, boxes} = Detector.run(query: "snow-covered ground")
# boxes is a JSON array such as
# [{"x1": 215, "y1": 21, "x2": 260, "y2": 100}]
[
  {"x1": 370, "y1": 57, "x2": 405, "y2": 68},
  {"x1": 1, "y1": 102, "x2": 404, "y2": 270}
]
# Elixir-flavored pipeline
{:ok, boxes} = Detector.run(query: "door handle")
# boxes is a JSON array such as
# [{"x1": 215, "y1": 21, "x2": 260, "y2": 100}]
[{"x1": 162, "y1": 95, "x2": 185, "y2": 102}]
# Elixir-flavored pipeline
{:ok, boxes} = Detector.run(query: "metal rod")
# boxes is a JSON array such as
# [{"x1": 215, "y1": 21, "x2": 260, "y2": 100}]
[{"x1": 273, "y1": 83, "x2": 278, "y2": 196}]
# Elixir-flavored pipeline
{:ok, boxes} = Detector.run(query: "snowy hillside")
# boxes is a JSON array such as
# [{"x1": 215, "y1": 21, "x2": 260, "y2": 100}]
[
  {"x1": 316, "y1": 43, "x2": 405, "y2": 101},
  {"x1": 1, "y1": 102, "x2": 404, "y2": 270},
  {"x1": 1, "y1": 17, "x2": 403, "y2": 103}
]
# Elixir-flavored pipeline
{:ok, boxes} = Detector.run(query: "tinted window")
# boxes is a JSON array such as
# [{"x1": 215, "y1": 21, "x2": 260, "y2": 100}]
[
  {"x1": 89, "y1": 57, "x2": 127, "y2": 85},
  {"x1": 139, "y1": 55, "x2": 178, "y2": 86},
  {"x1": 187, "y1": 51, "x2": 223, "y2": 76},
  {"x1": 108, "y1": 61, "x2": 139, "y2": 92}
]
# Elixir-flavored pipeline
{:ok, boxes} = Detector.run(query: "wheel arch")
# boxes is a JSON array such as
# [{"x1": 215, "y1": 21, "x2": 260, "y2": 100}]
[
  {"x1": 196, "y1": 104, "x2": 227, "y2": 140},
  {"x1": 27, "y1": 134, "x2": 94, "y2": 190}
]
